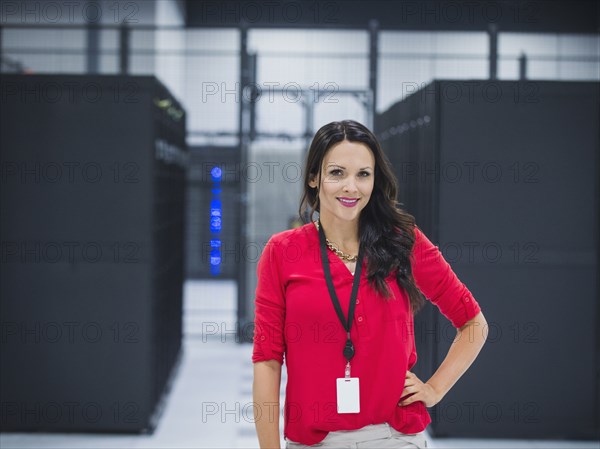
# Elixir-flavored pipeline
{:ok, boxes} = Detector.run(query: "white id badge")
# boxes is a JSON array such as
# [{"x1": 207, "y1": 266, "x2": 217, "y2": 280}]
[{"x1": 336, "y1": 377, "x2": 360, "y2": 413}]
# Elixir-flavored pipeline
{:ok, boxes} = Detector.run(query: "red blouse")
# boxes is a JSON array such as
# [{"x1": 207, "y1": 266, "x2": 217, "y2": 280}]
[{"x1": 252, "y1": 222, "x2": 481, "y2": 446}]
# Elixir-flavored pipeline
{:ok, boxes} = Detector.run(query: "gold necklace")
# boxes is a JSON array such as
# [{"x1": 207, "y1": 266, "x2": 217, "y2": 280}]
[{"x1": 313, "y1": 220, "x2": 358, "y2": 262}]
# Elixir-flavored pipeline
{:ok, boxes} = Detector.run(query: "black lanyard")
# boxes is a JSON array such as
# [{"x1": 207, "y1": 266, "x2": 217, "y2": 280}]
[{"x1": 318, "y1": 219, "x2": 364, "y2": 364}]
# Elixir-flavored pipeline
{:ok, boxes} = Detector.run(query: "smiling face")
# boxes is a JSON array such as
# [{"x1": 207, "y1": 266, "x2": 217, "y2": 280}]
[{"x1": 308, "y1": 139, "x2": 375, "y2": 225}]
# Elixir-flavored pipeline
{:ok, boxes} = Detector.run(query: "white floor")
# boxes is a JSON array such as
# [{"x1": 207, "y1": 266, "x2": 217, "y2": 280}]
[{"x1": 1, "y1": 280, "x2": 597, "y2": 448}]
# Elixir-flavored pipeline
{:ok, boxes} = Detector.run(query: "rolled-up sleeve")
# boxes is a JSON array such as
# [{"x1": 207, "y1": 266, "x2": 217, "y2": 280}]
[
  {"x1": 411, "y1": 225, "x2": 481, "y2": 329},
  {"x1": 252, "y1": 236, "x2": 286, "y2": 364}
]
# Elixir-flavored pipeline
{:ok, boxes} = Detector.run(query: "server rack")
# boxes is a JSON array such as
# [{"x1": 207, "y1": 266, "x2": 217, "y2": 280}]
[
  {"x1": 185, "y1": 145, "x2": 241, "y2": 280},
  {"x1": 0, "y1": 74, "x2": 187, "y2": 432},
  {"x1": 375, "y1": 80, "x2": 599, "y2": 440}
]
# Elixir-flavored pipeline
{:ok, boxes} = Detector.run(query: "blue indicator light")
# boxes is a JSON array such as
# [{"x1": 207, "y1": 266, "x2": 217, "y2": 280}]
[
  {"x1": 209, "y1": 166, "x2": 223, "y2": 276},
  {"x1": 211, "y1": 166, "x2": 222, "y2": 181},
  {"x1": 210, "y1": 216, "x2": 222, "y2": 232},
  {"x1": 210, "y1": 249, "x2": 221, "y2": 266}
]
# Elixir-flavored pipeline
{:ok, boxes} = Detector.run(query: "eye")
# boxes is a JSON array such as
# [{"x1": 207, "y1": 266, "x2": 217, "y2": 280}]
[
  {"x1": 359, "y1": 171, "x2": 371, "y2": 177},
  {"x1": 330, "y1": 169, "x2": 342, "y2": 176}
]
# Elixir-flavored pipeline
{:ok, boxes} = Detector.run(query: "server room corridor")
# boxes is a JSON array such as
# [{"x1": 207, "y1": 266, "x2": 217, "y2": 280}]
[
  {"x1": 1, "y1": 1, "x2": 599, "y2": 448},
  {"x1": 0, "y1": 280, "x2": 596, "y2": 449}
]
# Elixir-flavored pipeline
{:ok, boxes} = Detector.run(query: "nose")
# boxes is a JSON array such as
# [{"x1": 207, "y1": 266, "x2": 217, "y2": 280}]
[{"x1": 343, "y1": 178, "x2": 358, "y2": 193}]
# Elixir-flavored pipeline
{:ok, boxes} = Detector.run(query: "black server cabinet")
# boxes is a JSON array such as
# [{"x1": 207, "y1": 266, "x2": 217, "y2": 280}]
[
  {"x1": 0, "y1": 74, "x2": 188, "y2": 432},
  {"x1": 375, "y1": 80, "x2": 599, "y2": 440},
  {"x1": 185, "y1": 145, "x2": 241, "y2": 280}
]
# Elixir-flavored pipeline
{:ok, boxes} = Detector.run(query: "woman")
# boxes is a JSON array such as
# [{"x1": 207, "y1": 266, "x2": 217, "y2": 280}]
[{"x1": 252, "y1": 120, "x2": 487, "y2": 448}]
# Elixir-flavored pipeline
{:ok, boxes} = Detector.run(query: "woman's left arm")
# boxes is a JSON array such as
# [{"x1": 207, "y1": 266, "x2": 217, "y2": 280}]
[
  {"x1": 399, "y1": 225, "x2": 489, "y2": 408},
  {"x1": 398, "y1": 310, "x2": 488, "y2": 407}
]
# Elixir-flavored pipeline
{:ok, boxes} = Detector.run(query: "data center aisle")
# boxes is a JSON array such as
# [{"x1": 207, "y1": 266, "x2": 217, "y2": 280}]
[{"x1": 1, "y1": 281, "x2": 597, "y2": 448}]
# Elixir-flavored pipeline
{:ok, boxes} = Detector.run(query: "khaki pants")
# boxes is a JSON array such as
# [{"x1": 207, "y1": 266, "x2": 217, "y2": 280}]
[{"x1": 285, "y1": 423, "x2": 428, "y2": 448}]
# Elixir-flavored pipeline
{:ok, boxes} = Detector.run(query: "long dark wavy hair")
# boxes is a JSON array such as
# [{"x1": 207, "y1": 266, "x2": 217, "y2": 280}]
[{"x1": 298, "y1": 120, "x2": 426, "y2": 314}]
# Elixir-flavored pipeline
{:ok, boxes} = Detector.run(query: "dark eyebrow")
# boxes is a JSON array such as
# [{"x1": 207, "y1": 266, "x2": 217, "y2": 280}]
[{"x1": 327, "y1": 164, "x2": 372, "y2": 170}]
